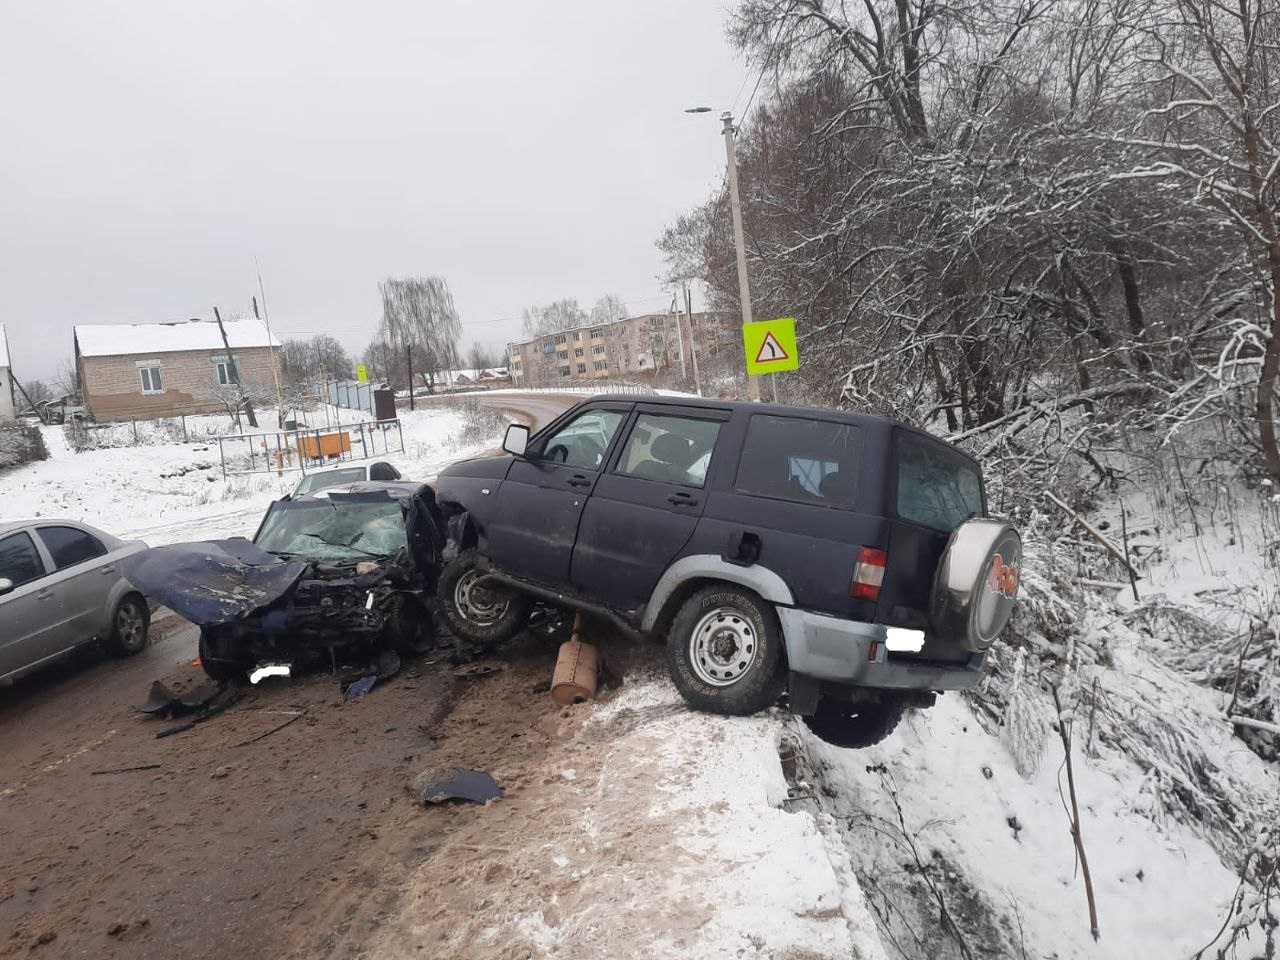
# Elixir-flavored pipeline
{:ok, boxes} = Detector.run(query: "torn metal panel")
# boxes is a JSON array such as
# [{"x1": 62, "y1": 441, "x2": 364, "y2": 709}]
[{"x1": 123, "y1": 540, "x2": 308, "y2": 626}]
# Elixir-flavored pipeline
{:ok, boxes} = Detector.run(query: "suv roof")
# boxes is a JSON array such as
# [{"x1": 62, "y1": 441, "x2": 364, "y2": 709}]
[{"x1": 580, "y1": 394, "x2": 980, "y2": 466}]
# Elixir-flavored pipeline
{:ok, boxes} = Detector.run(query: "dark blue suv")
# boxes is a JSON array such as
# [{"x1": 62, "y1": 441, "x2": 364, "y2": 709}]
[{"x1": 434, "y1": 396, "x2": 1019, "y2": 747}]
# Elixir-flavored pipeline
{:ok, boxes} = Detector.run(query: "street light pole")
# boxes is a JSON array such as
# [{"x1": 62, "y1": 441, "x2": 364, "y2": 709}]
[{"x1": 721, "y1": 111, "x2": 761, "y2": 401}]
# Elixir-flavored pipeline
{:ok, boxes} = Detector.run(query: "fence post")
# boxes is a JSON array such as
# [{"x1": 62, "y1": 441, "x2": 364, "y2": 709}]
[
  {"x1": 131, "y1": 418, "x2": 138, "y2": 443},
  {"x1": 181, "y1": 415, "x2": 188, "y2": 443}
]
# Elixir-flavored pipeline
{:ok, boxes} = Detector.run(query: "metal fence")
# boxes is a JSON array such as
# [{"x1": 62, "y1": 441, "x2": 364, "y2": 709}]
[
  {"x1": 216, "y1": 418, "x2": 406, "y2": 478},
  {"x1": 328, "y1": 380, "x2": 375, "y2": 413}
]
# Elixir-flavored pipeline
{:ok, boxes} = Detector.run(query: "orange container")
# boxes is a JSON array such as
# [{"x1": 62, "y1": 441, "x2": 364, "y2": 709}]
[{"x1": 298, "y1": 432, "x2": 352, "y2": 460}]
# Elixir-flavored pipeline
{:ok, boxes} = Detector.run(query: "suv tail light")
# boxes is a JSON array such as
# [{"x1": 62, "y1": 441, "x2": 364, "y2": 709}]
[{"x1": 850, "y1": 547, "x2": 887, "y2": 601}]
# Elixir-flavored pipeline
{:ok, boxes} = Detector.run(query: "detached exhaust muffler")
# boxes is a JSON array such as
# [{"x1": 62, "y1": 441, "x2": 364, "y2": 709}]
[{"x1": 550, "y1": 613, "x2": 598, "y2": 705}]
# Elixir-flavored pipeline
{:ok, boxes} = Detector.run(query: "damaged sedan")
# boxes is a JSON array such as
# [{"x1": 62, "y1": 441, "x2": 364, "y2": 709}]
[{"x1": 125, "y1": 481, "x2": 443, "y2": 683}]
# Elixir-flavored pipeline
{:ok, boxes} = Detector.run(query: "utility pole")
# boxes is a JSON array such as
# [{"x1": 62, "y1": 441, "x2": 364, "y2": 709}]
[
  {"x1": 214, "y1": 306, "x2": 258, "y2": 428},
  {"x1": 671, "y1": 293, "x2": 687, "y2": 381},
  {"x1": 685, "y1": 283, "x2": 702, "y2": 397},
  {"x1": 255, "y1": 259, "x2": 286, "y2": 426},
  {"x1": 722, "y1": 110, "x2": 760, "y2": 401},
  {"x1": 406, "y1": 341, "x2": 415, "y2": 411}
]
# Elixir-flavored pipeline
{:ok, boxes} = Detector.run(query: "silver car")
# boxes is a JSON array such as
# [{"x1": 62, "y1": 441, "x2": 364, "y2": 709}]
[{"x1": 0, "y1": 520, "x2": 150, "y2": 683}]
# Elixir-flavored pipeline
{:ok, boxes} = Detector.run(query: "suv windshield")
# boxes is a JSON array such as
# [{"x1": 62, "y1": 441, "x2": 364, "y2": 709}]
[
  {"x1": 255, "y1": 495, "x2": 407, "y2": 562},
  {"x1": 896, "y1": 433, "x2": 984, "y2": 531},
  {"x1": 294, "y1": 467, "x2": 367, "y2": 495}
]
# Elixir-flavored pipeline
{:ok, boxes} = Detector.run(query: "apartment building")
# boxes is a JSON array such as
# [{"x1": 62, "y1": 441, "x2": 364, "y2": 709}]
[{"x1": 507, "y1": 312, "x2": 736, "y2": 387}]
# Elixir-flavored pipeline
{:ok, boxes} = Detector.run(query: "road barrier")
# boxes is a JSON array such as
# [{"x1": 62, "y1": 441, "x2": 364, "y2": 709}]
[{"x1": 216, "y1": 418, "x2": 406, "y2": 478}]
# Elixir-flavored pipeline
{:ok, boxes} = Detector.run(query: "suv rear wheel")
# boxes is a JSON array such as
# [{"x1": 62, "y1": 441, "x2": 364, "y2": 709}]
[
  {"x1": 437, "y1": 549, "x2": 532, "y2": 645},
  {"x1": 801, "y1": 694, "x2": 908, "y2": 748},
  {"x1": 666, "y1": 585, "x2": 786, "y2": 716}
]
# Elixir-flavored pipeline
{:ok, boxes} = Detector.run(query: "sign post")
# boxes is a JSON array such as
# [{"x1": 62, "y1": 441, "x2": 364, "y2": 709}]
[{"x1": 742, "y1": 318, "x2": 799, "y2": 378}]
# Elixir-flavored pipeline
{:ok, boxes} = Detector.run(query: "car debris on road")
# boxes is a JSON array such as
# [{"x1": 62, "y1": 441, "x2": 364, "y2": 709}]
[{"x1": 413, "y1": 767, "x2": 503, "y2": 805}]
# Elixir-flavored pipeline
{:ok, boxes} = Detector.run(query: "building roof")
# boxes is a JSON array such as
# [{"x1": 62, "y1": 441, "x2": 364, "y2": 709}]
[
  {"x1": 74, "y1": 316, "x2": 279, "y2": 359},
  {"x1": 0, "y1": 323, "x2": 10, "y2": 369}
]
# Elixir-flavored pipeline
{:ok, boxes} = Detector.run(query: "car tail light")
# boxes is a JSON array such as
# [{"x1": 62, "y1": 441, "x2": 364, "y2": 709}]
[{"x1": 850, "y1": 547, "x2": 887, "y2": 601}]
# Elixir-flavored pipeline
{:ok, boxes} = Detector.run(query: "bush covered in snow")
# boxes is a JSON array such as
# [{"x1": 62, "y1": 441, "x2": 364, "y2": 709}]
[{"x1": 0, "y1": 420, "x2": 48, "y2": 470}]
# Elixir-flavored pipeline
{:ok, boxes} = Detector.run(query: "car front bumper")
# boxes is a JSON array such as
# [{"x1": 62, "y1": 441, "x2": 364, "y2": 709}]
[{"x1": 776, "y1": 607, "x2": 986, "y2": 691}]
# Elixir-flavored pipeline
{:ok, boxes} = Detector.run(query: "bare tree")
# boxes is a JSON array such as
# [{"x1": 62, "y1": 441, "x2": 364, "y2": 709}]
[
  {"x1": 377, "y1": 276, "x2": 463, "y2": 401},
  {"x1": 279, "y1": 335, "x2": 351, "y2": 387},
  {"x1": 196, "y1": 381, "x2": 275, "y2": 430},
  {"x1": 1113, "y1": 0, "x2": 1280, "y2": 480},
  {"x1": 589, "y1": 294, "x2": 626, "y2": 326},
  {"x1": 520, "y1": 299, "x2": 588, "y2": 337}
]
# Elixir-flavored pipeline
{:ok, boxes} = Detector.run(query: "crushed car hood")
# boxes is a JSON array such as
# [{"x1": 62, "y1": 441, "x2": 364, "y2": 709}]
[{"x1": 124, "y1": 539, "x2": 309, "y2": 627}]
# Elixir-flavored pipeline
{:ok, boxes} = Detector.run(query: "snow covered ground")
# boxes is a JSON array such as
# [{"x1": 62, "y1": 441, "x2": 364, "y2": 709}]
[
  {"x1": 0, "y1": 404, "x2": 489, "y2": 545},
  {"x1": 3, "y1": 402, "x2": 1275, "y2": 959}
]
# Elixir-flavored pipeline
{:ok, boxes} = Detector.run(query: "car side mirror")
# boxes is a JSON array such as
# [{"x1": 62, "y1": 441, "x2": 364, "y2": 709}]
[
  {"x1": 0, "y1": 578, "x2": 13, "y2": 596},
  {"x1": 503, "y1": 424, "x2": 530, "y2": 457}
]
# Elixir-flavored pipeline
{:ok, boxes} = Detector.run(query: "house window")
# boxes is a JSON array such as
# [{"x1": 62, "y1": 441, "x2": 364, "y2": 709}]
[
  {"x1": 512, "y1": 360, "x2": 521, "y2": 370},
  {"x1": 576, "y1": 363, "x2": 586, "y2": 374},
  {"x1": 593, "y1": 360, "x2": 608, "y2": 371},
  {"x1": 590, "y1": 329, "x2": 603, "y2": 338},
  {"x1": 574, "y1": 348, "x2": 584, "y2": 357},
  {"x1": 139, "y1": 366, "x2": 163, "y2": 394},
  {"x1": 554, "y1": 334, "x2": 568, "y2": 344},
  {"x1": 573, "y1": 331, "x2": 582, "y2": 341},
  {"x1": 557, "y1": 350, "x2": 568, "y2": 360},
  {"x1": 558, "y1": 365, "x2": 571, "y2": 377},
  {"x1": 214, "y1": 360, "x2": 238, "y2": 385},
  {"x1": 592, "y1": 344, "x2": 606, "y2": 355}
]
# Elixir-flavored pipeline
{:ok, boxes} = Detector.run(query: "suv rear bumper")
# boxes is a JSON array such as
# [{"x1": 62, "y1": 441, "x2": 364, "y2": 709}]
[{"x1": 776, "y1": 607, "x2": 985, "y2": 691}]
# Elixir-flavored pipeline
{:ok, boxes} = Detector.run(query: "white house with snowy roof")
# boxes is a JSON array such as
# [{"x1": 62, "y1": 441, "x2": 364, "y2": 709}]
[{"x1": 73, "y1": 316, "x2": 279, "y2": 422}]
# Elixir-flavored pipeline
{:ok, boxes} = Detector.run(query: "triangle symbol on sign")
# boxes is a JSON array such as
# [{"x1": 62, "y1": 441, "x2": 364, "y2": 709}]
[{"x1": 755, "y1": 331, "x2": 789, "y2": 364}]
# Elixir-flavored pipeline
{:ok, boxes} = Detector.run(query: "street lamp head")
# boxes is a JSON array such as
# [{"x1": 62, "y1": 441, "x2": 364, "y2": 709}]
[{"x1": 684, "y1": 106, "x2": 713, "y2": 113}]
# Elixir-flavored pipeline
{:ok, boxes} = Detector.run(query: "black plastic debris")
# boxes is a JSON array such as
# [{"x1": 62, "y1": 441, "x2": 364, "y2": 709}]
[
  {"x1": 344, "y1": 675, "x2": 377, "y2": 701},
  {"x1": 134, "y1": 680, "x2": 222, "y2": 719},
  {"x1": 136, "y1": 681, "x2": 180, "y2": 716},
  {"x1": 414, "y1": 767, "x2": 503, "y2": 805}
]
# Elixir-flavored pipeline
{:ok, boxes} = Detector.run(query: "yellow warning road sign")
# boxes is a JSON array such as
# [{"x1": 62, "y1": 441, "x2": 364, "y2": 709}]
[
  {"x1": 743, "y1": 318, "x2": 799, "y2": 375},
  {"x1": 356, "y1": 363, "x2": 369, "y2": 382}
]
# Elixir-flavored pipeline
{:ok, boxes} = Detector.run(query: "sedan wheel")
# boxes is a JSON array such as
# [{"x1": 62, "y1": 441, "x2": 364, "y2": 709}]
[{"x1": 105, "y1": 595, "x2": 150, "y2": 657}]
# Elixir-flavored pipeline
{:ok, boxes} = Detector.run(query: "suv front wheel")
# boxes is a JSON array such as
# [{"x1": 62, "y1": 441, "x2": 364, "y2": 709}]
[
  {"x1": 666, "y1": 585, "x2": 786, "y2": 716},
  {"x1": 437, "y1": 549, "x2": 532, "y2": 645}
]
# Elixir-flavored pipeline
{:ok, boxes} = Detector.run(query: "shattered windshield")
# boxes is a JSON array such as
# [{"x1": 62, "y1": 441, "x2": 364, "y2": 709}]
[{"x1": 254, "y1": 494, "x2": 407, "y2": 562}]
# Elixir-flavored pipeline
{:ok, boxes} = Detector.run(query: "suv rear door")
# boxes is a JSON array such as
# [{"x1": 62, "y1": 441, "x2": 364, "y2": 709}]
[
  {"x1": 482, "y1": 404, "x2": 631, "y2": 583},
  {"x1": 879, "y1": 429, "x2": 986, "y2": 635},
  {"x1": 571, "y1": 406, "x2": 729, "y2": 609},
  {"x1": 692, "y1": 411, "x2": 888, "y2": 618}
]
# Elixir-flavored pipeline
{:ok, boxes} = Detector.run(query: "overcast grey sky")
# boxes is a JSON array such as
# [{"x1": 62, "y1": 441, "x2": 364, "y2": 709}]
[{"x1": 0, "y1": 1, "x2": 746, "y2": 381}]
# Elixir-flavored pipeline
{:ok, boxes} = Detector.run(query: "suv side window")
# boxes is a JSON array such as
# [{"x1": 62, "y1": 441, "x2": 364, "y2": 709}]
[
  {"x1": 37, "y1": 526, "x2": 107, "y2": 570},
  {"x1": 0, "y1": 532, "x2": 47, "y2": 587},
  {"x1": 538, "y1": 410, "x2": 626, "y2": 470},
  {"x1": 735, "y1": 415, "x2": 862, "y2": 509},
  {"x1": 615, "y1": 414, "x2": 722, "y2": 488},
  {"x1": 896, "y1": 434, "x2": 983, "y2": 530}
]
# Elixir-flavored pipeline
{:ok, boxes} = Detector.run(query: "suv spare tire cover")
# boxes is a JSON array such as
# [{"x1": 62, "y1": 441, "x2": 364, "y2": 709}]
[{"x1": 930, "y1": 519, "x2": 1021, "y2": 652}]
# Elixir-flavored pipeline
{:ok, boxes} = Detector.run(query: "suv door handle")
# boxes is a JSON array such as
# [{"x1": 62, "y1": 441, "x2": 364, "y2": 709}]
[
  {"x1": 566, "y1": 474, "x2": 592, "y2": 487},
  {"x1": 667, "y1": 492, "x2": 698, "y2": 506},
  {"x1": 100, "y1": 564, "x2": 116, "y2": 575}
]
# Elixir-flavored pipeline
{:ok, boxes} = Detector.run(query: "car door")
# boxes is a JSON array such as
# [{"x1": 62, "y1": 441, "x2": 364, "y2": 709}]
[
  {"x1": 32, "y1": 525, "x2": 113, "y2": 643},
  {"x1": 0, "y1": 530, "x2": 56, "y2": 678},
  {"x1": 571, "y1": 407, "x2": 729, "y2": 610},
  {"x1": 482, "y1": 404, "x2": 631, "y2": 584}
]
